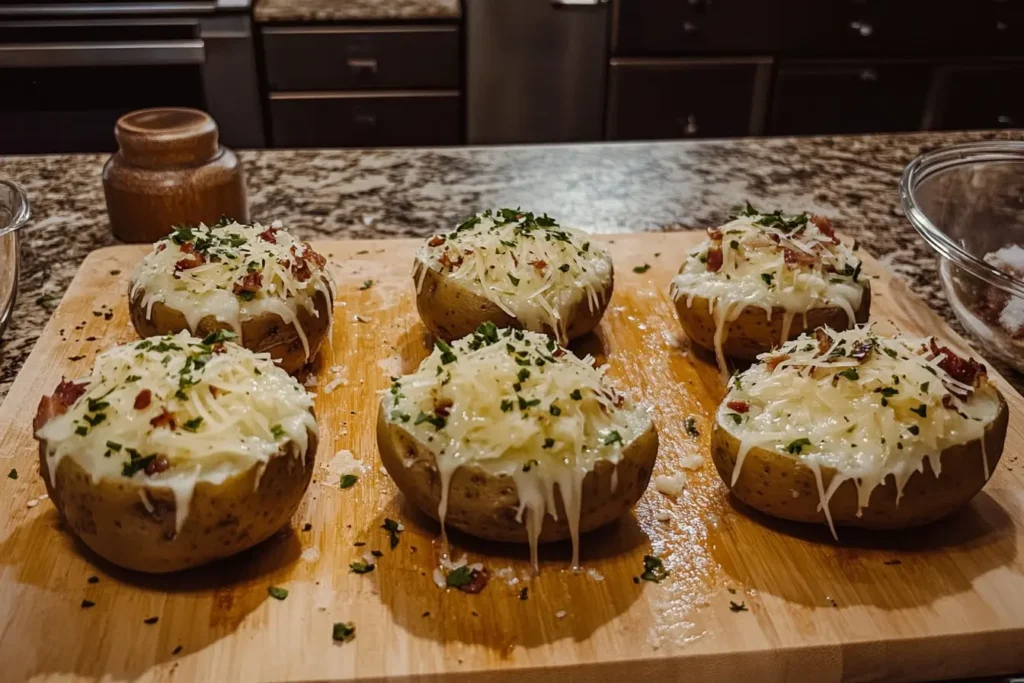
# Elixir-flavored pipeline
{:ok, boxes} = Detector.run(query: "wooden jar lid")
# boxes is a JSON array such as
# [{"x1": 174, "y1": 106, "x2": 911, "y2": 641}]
[{"x1": 114, "y1": 108, "x2": 220, "y2": 169}]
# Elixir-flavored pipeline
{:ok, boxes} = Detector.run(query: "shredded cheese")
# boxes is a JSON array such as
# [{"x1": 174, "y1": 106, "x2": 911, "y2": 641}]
[
  {"x1": 383, "y1": 323, "x2": 650, "y2": 568},
  {"x1": 718, "y1": 326, "x2": 1000, "y2": 538},
  {"x1": 670, "y1": 206, "x2": 866, "y2": 370},
  {"x1": 413, "y1": 209, "x2": 613, "y2": 344},
  {"x1": 35, "y1": 331, "x2": 317, "y2": 534},
  {"x1": 131, "y1": 220, "x2": 335, "y2": 362}
]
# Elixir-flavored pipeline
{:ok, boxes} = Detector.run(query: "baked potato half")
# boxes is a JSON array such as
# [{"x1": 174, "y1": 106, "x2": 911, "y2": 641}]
[
  {"x1": 378, "y1": 323, "x2": 657, "y2": 567},
  {"x1": 413, "y1": 209, "x2": 614, "y2": 344},
  {"x1": 711, "y1": 326, "x2": 1008, "y2": 535},
  {"x1": 129, "y1": 220, "x2": 334, "y2": 375},
  {"x1": 34, "y1": 331, "x2": 318, "y2": 573},
  {"x1": 670, "y1": 205, "x2": 869, "y2": 369}
]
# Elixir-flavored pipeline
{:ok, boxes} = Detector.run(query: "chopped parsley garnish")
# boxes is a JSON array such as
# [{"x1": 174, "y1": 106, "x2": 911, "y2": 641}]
[
  {"x1": 761, "y1": 272, "x2": 774, "y2": 287},
  {"x1": 340, "y1": 474, "x2": 358, "y2": 489},
  {"x1": 729, "y1": 601, "x2": 748, "y2": 612},
  {"x1": 359, "y1": 280, "x2": 374, "y2": 290},
  {"x1": 910, "y1": 404, "x2": 928, "y2": 417},
  {"x1": 875, "y1": 387, "x2": 899, "y2": 397},
  {"x1": 7, "y1": 468, "x2": 16, "y2": 480},
  {"x1": 603, "y1": 430, "x2": 623, "y2": 446},
  {"x1": 182, "y1": 417, "x2": 203, "y2": 432},
  {"x1": 446, "y1": 566, "x2": 472, "y2": 588},
  {"x1": 332, "y1": 622, "x2": 356, "y2": 642},
  {"x1": 559, "y1": 264, "x2": 570, "y2": 272},
  {"x1": 518, "y1": 368, "x2": 530, "y2": 382},
  {"x1": 125, "y1": 375, "x2": 142, "y2": 382},
  {"x1": 523, "y1": 459, "x2": 539, "y2": 472},
  {"x1": 349, "y1": 561, "x2": 375, "y2": 574},
  {"x1": 201, "y1": 329, "x2": 237, "y2": 346},
  {"x1": 907, "y1": 425, "x2": 920, "y2": 435},
  {"x1": 517, "y1": 396, "x2": 540, "y2": 410},
  {"x1": 271, "y1": 424, "x2": 286, "y2": 439},
  {"x1": 542, "y1": 438, "x2": 555, "y2": 449},
  {"x1": 729, "y1": 239, "x2": 740, "y2": 250},
  {"x1": 382, "y1": 518, "x2": 402, "y2": 549},
  {"x1": 81, "y1": 599, "x2": 95, "y2": 609},
  {"x1": 414, "y1": 411, "x2": 446, "y2": 430},
  {"x1": 786, "y1": 438, "x2": 812, "y2": 454},
  {"x1": 570, "y1": 389, "x2": 583, "y2": 401},
  {"x1": 507, "y1": 273, "x2": 520, "y2": 287},
  {"x1": 435, "y1": 339, "x2": 457, "y2": 365},
  {"x1": 87, "y1": 397, "x2": 110, "y2": 412},
  {"x1": 122, "y1": 452, "x2": 156, "y2": 477},
  {"x1": 684, "y1": 416, "x2": 700, "y2": 437},
  {"x1": 640, "y1": 554, "x2": 669, "y2": 583},
  {"x1": 920, "y1": 381, "x2": 930, "y2": 393},
  {"x1": 633, "y1": 264, "x2": 651, "y2": 274},
  {"x1": 268, "y1": 586, "x2": 288, "y2": 600},
  {"x1": 500, "y1": 399, "x2": 514, "y2": 412},
  {"x1": 390, "y1": 410, "x2": 410, "y2": 423},
  {"x1": 835, "y1": 368, "x2": 859, "y2": 382},
  {"x1": 883, "y1": 346, "x2": 899, "y2": 359},
  {"x1": 549, "y1": 402, "x2": 561, "y2": 416}
]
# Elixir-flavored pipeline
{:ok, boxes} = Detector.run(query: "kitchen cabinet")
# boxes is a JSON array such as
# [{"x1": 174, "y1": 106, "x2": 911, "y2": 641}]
[
  {"x1": 769, "y1": 61, "x2": 933, "y2": 135},
  {"x1": 606, "y1": 58, "x2": 770, "y2": 140},
  {"x1": 927, "y1": 61, "x2": 1024, "y2": 131}
]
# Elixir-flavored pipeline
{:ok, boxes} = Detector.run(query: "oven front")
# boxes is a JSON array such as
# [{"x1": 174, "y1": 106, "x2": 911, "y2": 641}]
[{"x1": 0, "y1": 9, "x2": 264, "y2": 154}]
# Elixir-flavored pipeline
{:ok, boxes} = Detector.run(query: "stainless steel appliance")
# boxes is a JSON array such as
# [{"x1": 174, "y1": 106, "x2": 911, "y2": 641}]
[
  {"x1": 465, "y1": 0, "x2": 610, "y2": 144},
  {"x1": 0, "y1": 0, "x2": 264, "y2": 154}
]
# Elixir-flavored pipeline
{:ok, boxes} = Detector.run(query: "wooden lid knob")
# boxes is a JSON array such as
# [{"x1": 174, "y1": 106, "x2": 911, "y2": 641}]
[{"x1": 114, "y1": 108, "x2": 220, "y2": 169}]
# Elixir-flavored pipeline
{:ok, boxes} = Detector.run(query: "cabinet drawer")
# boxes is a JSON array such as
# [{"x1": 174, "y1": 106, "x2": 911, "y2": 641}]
[
  {"x1": 769, "y1": 62, "x2": 933, "y2": 135},
  {"x1": 606, "y1": 59, "x2": 771, "y2": 141},
  {"x1": 262, "y1": 26, "x2": 459, "y2": 91},
  {"x1": 928, "y1": 62, "x2": 1024, "y2": 131},
  {"x1": 268, "y1": 92, "x2": 461, "y2": 148}
]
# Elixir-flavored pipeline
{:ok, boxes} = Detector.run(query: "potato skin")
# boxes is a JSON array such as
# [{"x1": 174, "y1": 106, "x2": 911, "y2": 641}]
[
  {"x1": 37, "y1": 426, "x2": 317, "y2": 573},
  {"x1": 674, "y1": 283, "x2": 871, "y2": 361},
  {"x1": 129, "y1": 281, "x2": 333, "y2": 375},
  {"x1": 413, "y1": 257, "x2": 612, "y2": 342},
  {"x1": 710, "y1": 392, "x2": 1009, "y2": 529},
  {"x1": 376, "y1": 403, "x2": 658, "y2": 543}
]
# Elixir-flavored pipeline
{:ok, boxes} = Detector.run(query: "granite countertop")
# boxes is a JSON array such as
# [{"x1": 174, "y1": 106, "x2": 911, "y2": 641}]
[
  {"x1": 0, "y1": 129, "x2": 1021, "y2": 402},
  {"x1": 253, "y1": 0, "x2": 460, "y2": 24}
]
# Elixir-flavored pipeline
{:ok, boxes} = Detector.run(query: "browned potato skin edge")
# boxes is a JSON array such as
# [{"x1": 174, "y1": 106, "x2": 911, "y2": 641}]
[
  {"x1": 412, "y1": 257, "x2": 613, "y2": 342},
  {"x1": 36, "y1": 423, "x2": 317, "y2": 573},
  {"x1": 129, "y1": 280, "x2": 333, "y2": 376},
  {"x1": 674, "y1": 282, "x2": 871, "y2": 361},
  {"x1": 376, "y1": 400, "x2": 658, "y2": 543},
  {"x1": 710, "y1": 391, "x2": 1009, "y2": 529}
]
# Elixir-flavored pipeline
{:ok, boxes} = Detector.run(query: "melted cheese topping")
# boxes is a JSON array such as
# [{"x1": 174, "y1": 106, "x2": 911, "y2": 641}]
[
  {"x1": 383, "y1": 323, "x2": 650, "y2": 568},
  {"x1": 131, "y1": 220, "x2": 335, "y2": 361},
  {"x1": 718, "y1": 327, "x2": 1000, "y2": 537},
  {"x1": 670, "y1": 206, "x2": 866, "y2": 370},
  {"x1": 413, "y1": 209, "x2": 613, "y2": 344},
  {"x1": 35, "y1": 331, "x2": 317, "y2": 534}
]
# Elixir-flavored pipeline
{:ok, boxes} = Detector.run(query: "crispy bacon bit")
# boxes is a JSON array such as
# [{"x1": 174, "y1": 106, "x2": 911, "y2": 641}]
[
  {"x1": 174, "y1": 242, "x2": 206, "y2": 272},
  {"x1": 529, "y1": 260, "x2": 547, "y2": 271},
  {"x1": 149, "y1": 409, "x2": 176, "y2": 430},
  {"x1": 457, "y1": 567, "x2": 491, "y2": 594},
  {"x1": 428, "y1": 235, "x2": 446, "y2": 247},
  {"x1": 209, "y1": 386, "x2": 221, "y2": 398},
  {"x1": 552, "y1": 348, "x2": 565, "y2": 358},
  {"x1": 55, "y1": 379, "x2": 87, "y2": 406},
  {"x1": 768, "y1": 233, "x2": 781, "y2": 243},
  {"x1": 705, "y1": 247, "x2": 723, "y2": 273},
  {"x1": 438, "y1": 252, "x2": 463, "y2": 271},
  {"x1": 134, "y1": 389, "x2": 152, "y2": 410},
  {"x1": 232, "y1": 270, "x2": 263, "y2": 296},
  {"x1": 706, "y1": 227, "x2": 723, "y2": 241},
  {"x1": 726, "y1": 400, "x2": 750, "y2": 413},
  {"x1": 783, "y1": 247, "x2": 816, "y2": 267},
  {"x1": 34, "y1": 380, "x2": 87, "y2": 431},
  {"x1": 287, "y1": 243, "x2": 326, "y2": 282},
  {"x1": 144, "y1": 455, "x2": 170, "y2": 476},
  {"x1": 928, "y1": 339, "x2": 987, "y2": 389},
  {"x1": 257, "y1": 226, "x2": 279, "y2": 244},
  {"x1": 766, "y1": 354, "x2": 790, "y2": 371},
  {"x1": 815, "y1": 328, "x2": 833, "y2": 356},
  {"x1": 850, "y1": 340, "x2": 874, "y2": 361},
  {"x1": 157, "y1": 243, "x2": 167, "y2": 252},
  {"x1": 434, "y1": 398, "x2": 453, "y2": 418},
  {"x1": 810, "y1": 215, "x2": 840, "y2": 244},
  {"x1": 613, "y1": 393, "x2": 625, "y2": 408}
]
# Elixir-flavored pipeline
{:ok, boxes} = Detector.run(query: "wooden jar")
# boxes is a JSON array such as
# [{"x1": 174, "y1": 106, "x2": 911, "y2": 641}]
[{"x1": 102, "y1": 108, "x2": 248, "y2": 243}]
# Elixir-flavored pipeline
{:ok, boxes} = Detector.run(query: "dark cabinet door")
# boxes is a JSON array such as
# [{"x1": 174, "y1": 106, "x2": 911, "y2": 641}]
[
  {"x1": 613, "y1": 0, "x2": 787, "y2": 55},
  {"x1": 606, "y1": 58, "x2": 771, "y2": 140},
  {"x1": 269, "y1": 93, "x2": 461, "y2": 148},
  {"x1": 262, "y1": 26, "x2": 460, "y2": 91},
  {"x1": 928, "y1": 62, "x2": 1024, "y2": 131},
  {"x1": 769, "y1": 61, "x2": 933, "y2": 135}
]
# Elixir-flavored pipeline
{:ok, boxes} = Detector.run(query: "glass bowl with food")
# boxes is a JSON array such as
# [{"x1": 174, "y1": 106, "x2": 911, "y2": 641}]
[
  {"x1": 0, "y1": 180, "x2": 29, "y2": 341},
  {"x1": 901, "y1": 141, "x2": 1024, "y2": 372}
]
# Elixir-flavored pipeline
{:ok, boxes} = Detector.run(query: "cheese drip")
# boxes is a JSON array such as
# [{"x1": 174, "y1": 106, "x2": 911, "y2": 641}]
[
  {"x1": 718, "y1": 327, "x2": 1000, "y2": 538},
  {"x1": 35, "y1": 331, "x2": 317, "y2": 534},
  {"x1": 670, "y1": 207, "x2": 866, "y2": 371},
  {"x1": 384, "y1": 324, "x2": 650, "y2": 569},
  {"x1": 413, "y1": 209, "x2": 613, "y2": 344},
  {"x1": 131, "y1": 220, "x2": 335, "y2": 361}
]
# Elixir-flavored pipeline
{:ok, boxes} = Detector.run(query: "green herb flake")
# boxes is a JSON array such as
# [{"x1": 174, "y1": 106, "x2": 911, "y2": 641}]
[
  {"x1": 7, "y1": 468, "x2": 16, "y2": 480},
  {"x1": 518, "y1": 368, "x2": 530, "y2": 382},
  {"x1": 549, "y1": 402, "x2": 562, "y2": 416},
  {"x1": 786, "y1": 438, "x2": 812, "y2": 455},
  {"x1": 920, "y1": 381, "x2": 930, "y2": 393},
  {"x1": 271, "y1": 424, "x2": 286, "y2": 439},
  {"x1": 340, "y1": 474, "x2": 358, "y2": 489},
  {"x1": 603, "y1": 430, "x2": 623, "y2": 446},
  {"x1": 907, "y1": 425, "x2": 920, "y2": 435},
  {"x1": 182, "y1": 417, "x2": 203, "y2": 432},
  {"x1": 640, "y1": 554, "x2": 669, "y2": 583},
  {"x1": 570, "y1": 389, "x2": 583, "y2": 401},
  {"x1": 382, "y1": 518, "x2": 402, "y2": 549},
  {"x1": 523, "y1": 459, "x2": 539, "y2": 472},
  {"x1": 910, "y1": 404, "x2": 928, "y2": 417},
  {"x1": 359, "y1": 280, "x2": 374, "y2": 291},
  {"x1": 349, "y1": 561, "x2": 375, "y2": 574},
  {"x1": 268, "y1": 586, "x2": 289, "y2": 600},
  {"x1": 633, "y1": 264, "x2": 651, "y2": 274},
  {"x1": 201, "y1": 329, "x2": 237, "y2": 346},
  {"x1": 835, "y1": 368, "x2": 859, "y2": 382},
  {"x1": 542, "y1": 438, "x2": 555, "y2": 449},
  {"x1": 435, "y1": 339, "x2": 457, "y2": 365},
  {"x1": 761, "y1": 272, "x2": 775, "y2": 287},
  {"x1": 332, "y1": 622, "x2": 356, "y2": 643},
  {"x1": 446, "y1": 566, "x2": 472, "y2": 588},
  {"x1": 729, "y1": 601, "x2": 748, "y2": 612},
  {"x1": 684, "y1": 416, "x2": 700, "y2": 438},
  {"x1": 507, "y1": 273, "x2": 520, "y2": 287}
]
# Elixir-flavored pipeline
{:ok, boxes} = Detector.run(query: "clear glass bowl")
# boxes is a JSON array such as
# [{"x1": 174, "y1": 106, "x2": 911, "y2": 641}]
[
  {"x1": 901, "y1": 141, "x2": 1024, "y2": 372},
  {"x1": 0, "y1": 180, "x2": 29, "y2": 341}
]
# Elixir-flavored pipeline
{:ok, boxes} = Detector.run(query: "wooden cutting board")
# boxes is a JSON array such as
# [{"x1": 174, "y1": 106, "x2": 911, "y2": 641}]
[{"x1": 2, "y1": 232, "x2": 1023, "y2": 683}]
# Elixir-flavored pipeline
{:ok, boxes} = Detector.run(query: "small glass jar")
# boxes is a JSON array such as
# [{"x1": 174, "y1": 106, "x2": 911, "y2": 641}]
[{"x1": 102, "y1": 108, "x2": 248, "y2": 243}]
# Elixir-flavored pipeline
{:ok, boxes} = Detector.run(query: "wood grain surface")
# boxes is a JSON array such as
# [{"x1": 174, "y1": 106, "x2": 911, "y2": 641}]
[{"x1": 1, "y1": 232, "x2": 1022, "y2": 683}]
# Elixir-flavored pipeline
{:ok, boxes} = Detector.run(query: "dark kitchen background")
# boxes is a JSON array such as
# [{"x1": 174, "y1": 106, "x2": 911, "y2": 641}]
[{"x1": 1, "y1": 0, "x2": 1021, "y2": 155}]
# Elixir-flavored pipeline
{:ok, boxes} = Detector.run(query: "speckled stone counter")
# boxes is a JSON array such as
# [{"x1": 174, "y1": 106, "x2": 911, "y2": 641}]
[
  {"x1": 253, "y1": 0, "x2": 459, "y2": 23},
  {"x1": 1, "y1": 130, "x2": 1021, "y2": 401}
]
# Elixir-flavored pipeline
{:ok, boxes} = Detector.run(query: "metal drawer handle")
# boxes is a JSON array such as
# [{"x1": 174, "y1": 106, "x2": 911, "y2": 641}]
[
  {"x1": 850, "y1": 20, "x2": 873, "y2": 37},
  {"x1": 0, "y1": 40, "x2": 204, "y2": 68},
  {"x1": 347, "y1": 57, "x2": 378, "y2": 74},
  {"x1": 550, "y1": 0, "x2": 608, "y2": 5}
]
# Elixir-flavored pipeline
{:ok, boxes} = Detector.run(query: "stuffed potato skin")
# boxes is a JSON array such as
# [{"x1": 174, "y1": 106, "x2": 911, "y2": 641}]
[
  {"x1": 129, "y1": 286, "x2": 333, "y2": 375},
  {"x1": 413, "y1": 256, "x2": 612, "y2": 342},
  {"x1": 675, "y1": 285, "x2": 871, "y2": 361},
  {"x1": 711, "y1": 398, "x2": 1008, "y2": 529},
  {"x1": 377, "y1": 407, "x2": 657, "y2": 543},
  {"x1": 38, "y1": 426, "x2": 317, "y2": 573}
]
